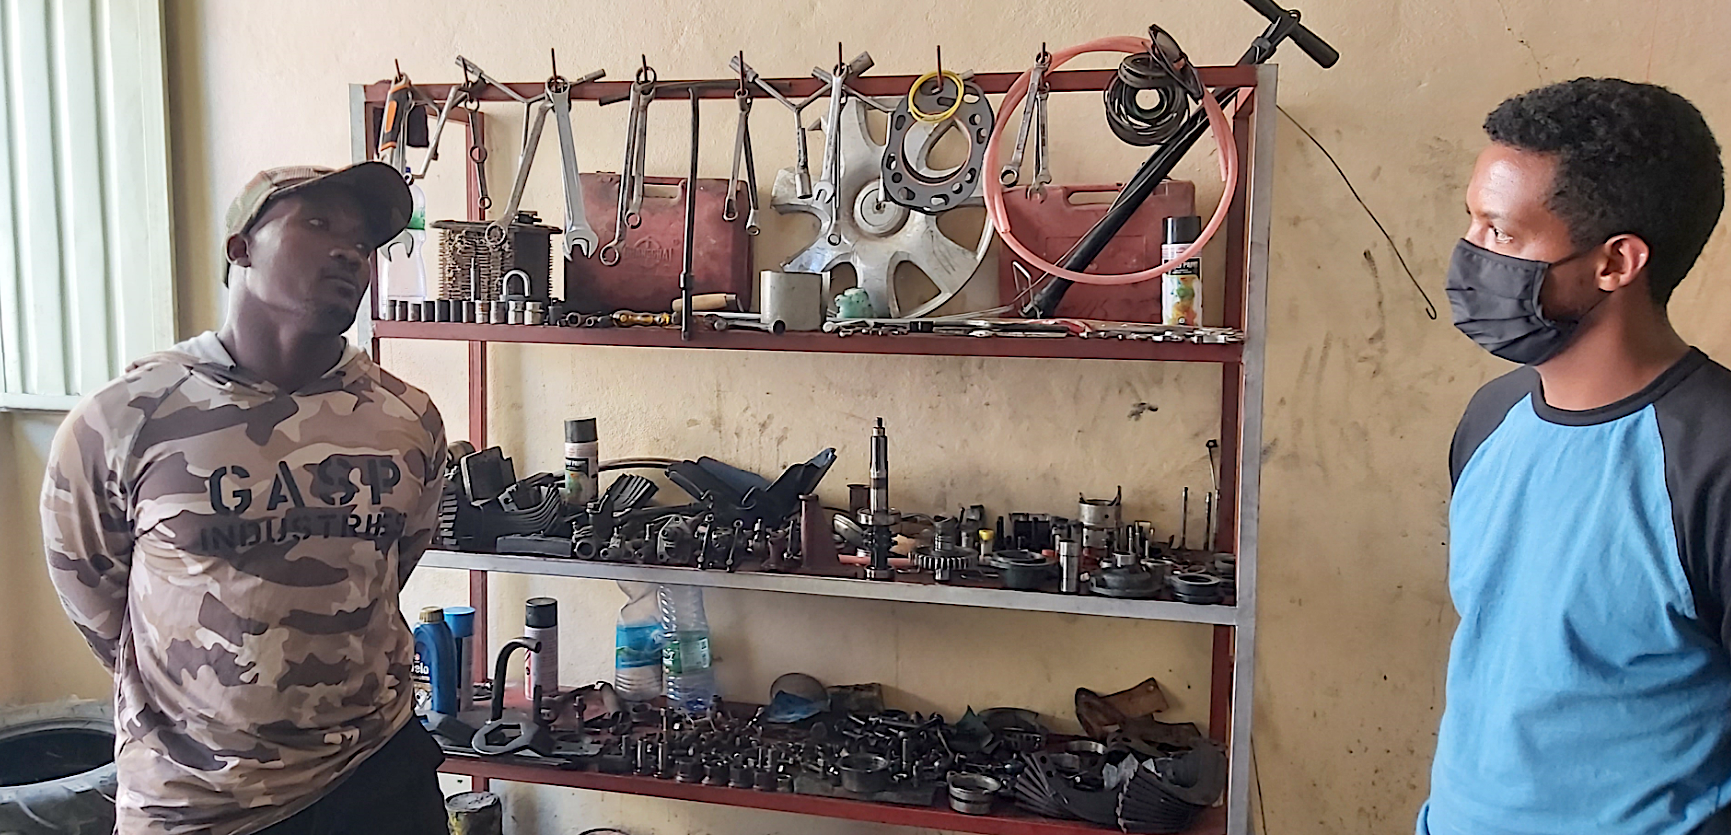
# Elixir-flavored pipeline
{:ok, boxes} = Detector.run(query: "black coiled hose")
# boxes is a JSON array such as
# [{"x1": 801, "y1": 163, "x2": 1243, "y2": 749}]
[{"x1": 1103, "y1": 51, "x2": 1191, "y2": 146}]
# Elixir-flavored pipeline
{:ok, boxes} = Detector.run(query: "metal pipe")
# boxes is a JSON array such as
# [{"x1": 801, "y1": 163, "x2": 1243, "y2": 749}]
[{"x1": 681, "y1": 89, "x2": 699, "y2": 341}]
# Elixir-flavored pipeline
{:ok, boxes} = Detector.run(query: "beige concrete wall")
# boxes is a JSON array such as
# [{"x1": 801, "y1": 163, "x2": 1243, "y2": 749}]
[
  {"x1": 0, "y1": 410, "x2": 113, "y2": 704},
  {"x1": 3, "y1": 0, "x2": 1724, "y2": 833}
]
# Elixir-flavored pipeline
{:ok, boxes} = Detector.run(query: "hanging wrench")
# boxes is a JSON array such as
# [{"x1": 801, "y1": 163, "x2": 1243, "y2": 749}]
[
  {"x1": 416, "y1": 78, "x2": 485, "y2": 179},
  {"x1": 812, "y1": 51, "x2": 874, "y2": 245},
  {"x1": 741, "y1": 110, "x2": 762, "y2": 235},
  {"x1": 723, "y1": 89, "x2": 761, "y2": 235},
  {"x1": 627, "y1": 73, "x2": 654, "y2": 228},
  {"x1": 599, "y1": 63, "x2": 656, "y2": 266},
  {"x1": 465, "y1": 101, "x2": 491, "y2": 212},
  {"x1": 548, "y1": 67, "x2": 606, "y2": 259},
  {"x1": 486, "y1": 94, "x2": 550, "y2": 247},
  {"x1": 1027, "y1": 79, "x2": 1052, "y2": 199},
  {"x1": 999, "y1": 51, "x2": 1049, "y2": 188},
  {"x1": 729, "y1": 54, "x2": 827, "y2": 199}
]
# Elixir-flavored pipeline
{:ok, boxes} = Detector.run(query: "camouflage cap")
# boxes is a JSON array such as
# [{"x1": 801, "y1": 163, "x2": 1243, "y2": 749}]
[{"x1": 223, "y1": 161, "x2": 412, "y2": 259}]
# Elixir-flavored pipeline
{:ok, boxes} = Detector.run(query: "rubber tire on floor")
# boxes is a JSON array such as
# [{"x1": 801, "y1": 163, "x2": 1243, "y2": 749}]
[{"x1": 0, "y1": 700, "x2": 117, "y2": 835}]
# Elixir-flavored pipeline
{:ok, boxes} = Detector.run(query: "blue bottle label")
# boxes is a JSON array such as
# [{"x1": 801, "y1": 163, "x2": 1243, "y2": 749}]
[{"x1": 616, "y1": 623, "x2": 664, "y2": 669}]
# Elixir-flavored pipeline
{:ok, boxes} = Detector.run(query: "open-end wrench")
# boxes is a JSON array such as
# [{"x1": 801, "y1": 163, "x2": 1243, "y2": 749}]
[
  {"x1": 548, "y1": 67, "x2": 607, "y2": 259},
  {"x1": 486, "y1": 95, "x2": 550, "y2": 247},
  {"x1": 999, "y1": 51, "x2": 1049, "y2": 187}
]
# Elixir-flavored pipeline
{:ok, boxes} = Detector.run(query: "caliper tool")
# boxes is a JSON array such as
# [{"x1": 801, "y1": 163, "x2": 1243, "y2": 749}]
[
  {"x1": 1022, "y1": 0, "x2": 1339, "y2": 317},
  {"x1": 544, "y1": 50, "x2": 606, "y2": 259}
]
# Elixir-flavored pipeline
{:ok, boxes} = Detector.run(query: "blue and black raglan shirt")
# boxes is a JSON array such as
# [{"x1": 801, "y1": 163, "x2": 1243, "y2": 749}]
[{"x1": 1420, "y1": 348, "x2": 1731, "y2": 835}]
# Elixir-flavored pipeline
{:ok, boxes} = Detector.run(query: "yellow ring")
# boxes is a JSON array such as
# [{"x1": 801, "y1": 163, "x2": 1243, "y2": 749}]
[{"x1": 908, "y1": 70, "x2": 965, "y2": 122}]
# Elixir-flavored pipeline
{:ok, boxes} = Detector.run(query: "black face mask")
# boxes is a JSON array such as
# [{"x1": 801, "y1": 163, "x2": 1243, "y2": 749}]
[{"x1": 1446, "y1": 239, "x2": 1598, "y2": 366}]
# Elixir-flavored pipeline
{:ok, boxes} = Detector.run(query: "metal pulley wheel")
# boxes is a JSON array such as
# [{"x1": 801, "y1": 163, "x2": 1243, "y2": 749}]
[
  {"x1": 772, "y1": 100, "x2": 994, "y2": 319},
  {"x1": 881, "y1": 75, "x2": 994, "y2": 213}
]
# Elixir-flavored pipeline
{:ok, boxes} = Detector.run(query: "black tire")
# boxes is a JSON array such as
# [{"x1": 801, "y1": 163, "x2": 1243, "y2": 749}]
[{"x1": 0, "y1": 700, "x2": 117, "y2": 835}]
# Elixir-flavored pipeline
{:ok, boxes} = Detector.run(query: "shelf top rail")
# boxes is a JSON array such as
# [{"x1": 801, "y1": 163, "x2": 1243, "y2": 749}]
[
  {"x1": 418, "y1": 549, "x2": 1239, "y2": 626},
  {"x1": 361, "y1": 64, "x2": 1260, "y2": 104}
]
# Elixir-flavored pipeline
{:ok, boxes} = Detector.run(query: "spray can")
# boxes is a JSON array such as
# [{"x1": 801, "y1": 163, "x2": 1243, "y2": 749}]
[
  {"x1": 565, "y1": 419, "x2": 599, "y2": 508},
  {"x1": 412, "y1": 607, "x2": 457, "y2": 716},
  {"x1": 443, "y1": 606, "x2": 476, "y2": 713},
  {"x1": 524, "y1": 598, "x2": 559, "y2": 700},
  {"x1": 1161, "y1": 215, "x2": 1202, "y2": 326}
]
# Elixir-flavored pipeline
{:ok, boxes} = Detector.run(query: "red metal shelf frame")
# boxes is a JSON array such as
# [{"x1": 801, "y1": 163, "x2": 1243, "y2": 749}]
[
  {"x1": 438, "y1": 755, "x2": 1226, "y2": 835},
  {"x1": 362, "y1": 61, "x2": 1268, "y2": 834}
]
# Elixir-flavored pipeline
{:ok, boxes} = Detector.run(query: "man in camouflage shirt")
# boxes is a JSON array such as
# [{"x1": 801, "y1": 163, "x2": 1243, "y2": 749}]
[{"x1": 42, "y1": 162, "x2": 450, "y2": 835}]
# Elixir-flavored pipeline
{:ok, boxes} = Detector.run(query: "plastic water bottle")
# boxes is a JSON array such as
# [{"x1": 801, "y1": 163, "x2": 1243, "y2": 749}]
[
  {"x1": 381, "y1": 170, "x2": 428, "y2": 303},
  {"x1": 615, "y1": 582, "x2": 663, "y2": 701},
  {"x1": 658, "y1": 584, "x2": 717, "y2": 711}
]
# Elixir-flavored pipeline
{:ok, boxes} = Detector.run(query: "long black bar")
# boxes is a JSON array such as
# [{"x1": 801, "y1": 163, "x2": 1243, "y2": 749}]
[{"x1": 1024, "y1": 1, "x2": 1336, "y2": 318}]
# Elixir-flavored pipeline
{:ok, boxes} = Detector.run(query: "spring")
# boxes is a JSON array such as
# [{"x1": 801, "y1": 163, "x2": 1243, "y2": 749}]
[{"x1": 1102, "y1": 51, "x2": 1190, "y2": 146}]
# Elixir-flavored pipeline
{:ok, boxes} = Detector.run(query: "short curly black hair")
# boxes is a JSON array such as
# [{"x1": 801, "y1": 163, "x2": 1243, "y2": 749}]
[{"x1": 1485, "y1": 78, "x2": 1723, "y2": 304}]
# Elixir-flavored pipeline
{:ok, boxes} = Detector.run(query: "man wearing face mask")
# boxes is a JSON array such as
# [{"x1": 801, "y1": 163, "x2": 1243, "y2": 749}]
[{"x1": 1422, "y1": 80, "x2": 1728, "y2": 834}]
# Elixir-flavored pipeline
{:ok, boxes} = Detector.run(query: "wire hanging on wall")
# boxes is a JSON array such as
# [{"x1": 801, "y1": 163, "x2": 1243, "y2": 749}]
[{"x1": 1279, "y1": 105, "x2": 1439, "y2": 321}]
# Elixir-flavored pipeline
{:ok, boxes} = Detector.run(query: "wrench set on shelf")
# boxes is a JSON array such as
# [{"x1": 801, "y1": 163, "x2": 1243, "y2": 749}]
[{"x1": 370, "y1": 1, "x2": 1339, "y2": 340}]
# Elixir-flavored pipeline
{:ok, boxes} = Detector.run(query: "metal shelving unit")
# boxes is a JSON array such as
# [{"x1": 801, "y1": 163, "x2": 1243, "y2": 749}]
[
  {"x1": 356, "y1": 61, "x2": 1274, "y2": 835},
  {"x1": 418, "y1": 549, "x2": 1240, "y2": 625}
]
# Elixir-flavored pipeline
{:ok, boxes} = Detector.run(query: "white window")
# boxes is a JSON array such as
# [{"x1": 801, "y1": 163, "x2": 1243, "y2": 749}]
[{"x1": 0, "y1": 0, "x2": 174, "y2": 411}]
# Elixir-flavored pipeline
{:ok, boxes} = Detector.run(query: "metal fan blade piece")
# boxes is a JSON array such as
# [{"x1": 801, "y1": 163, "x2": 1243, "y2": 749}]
[{"x1": 771, "y1": 100, "x2": 992, "y2": 319}]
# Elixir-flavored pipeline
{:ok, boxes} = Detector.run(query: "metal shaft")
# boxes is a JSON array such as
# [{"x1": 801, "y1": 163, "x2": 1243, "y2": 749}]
[
  {"x1": 1180, "y1": 486, "x2": 1190, "y2": 551},
  {"x1": 869, "y1": 418, "x2": 889, "y2": 513},
  {"x1": 1204, "y1": 490, "x2": 1215, "y2": 552},
  {"x1": 681, "y1": 89, "x2": 699, "y2": 341}
]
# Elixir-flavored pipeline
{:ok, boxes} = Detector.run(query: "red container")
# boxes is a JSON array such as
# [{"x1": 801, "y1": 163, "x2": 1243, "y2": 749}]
[
  {"x1": 564, "y1": 173, "x2": 753, "y2": 314},
  {"x1": 995, "y1": 181, "x2": 1195, "y2": 322}
]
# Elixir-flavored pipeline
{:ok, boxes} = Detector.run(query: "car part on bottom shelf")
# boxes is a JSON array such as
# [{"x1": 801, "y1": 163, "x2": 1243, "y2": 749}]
[
  {"x1": 1169, "y1": 572, "x2": 1225, "y2": 604},
  {"x1": 947, "y1": 772, "x2": 1002, "y2": 815}
]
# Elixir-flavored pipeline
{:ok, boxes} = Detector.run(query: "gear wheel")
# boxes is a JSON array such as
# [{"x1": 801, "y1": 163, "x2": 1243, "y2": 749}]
[
  {"x1": 772, "y1": 100, "x2": 994, "y2": 318},
  {"x1": 912, "y1": 545, "x2": 979, "y2": 582}
]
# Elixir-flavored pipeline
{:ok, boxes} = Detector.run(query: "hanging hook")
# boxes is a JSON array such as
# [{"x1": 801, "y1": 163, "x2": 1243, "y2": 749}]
[
  {"x1": 736, "y1": 50, "x2": 748, "y2": 97},
  {"x1": 935, "y1": 45, "x2": 943, "y2": 89},
  {"x1": 549, "y1": 47, "x2": 558, "y2": 79}
]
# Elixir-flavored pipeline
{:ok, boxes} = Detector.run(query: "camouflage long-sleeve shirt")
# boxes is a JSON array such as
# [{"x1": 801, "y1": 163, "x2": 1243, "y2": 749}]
[{"x1": 40, "y1": 332, "x2": 447, "y2": 835}]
